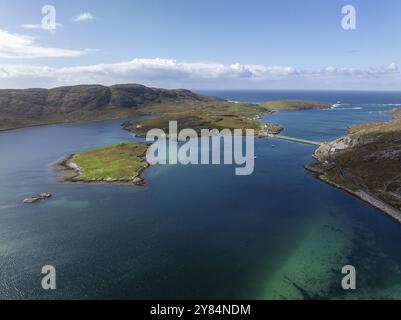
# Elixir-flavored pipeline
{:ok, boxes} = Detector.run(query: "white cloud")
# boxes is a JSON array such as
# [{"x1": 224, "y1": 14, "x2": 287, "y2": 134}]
[
  {"x1": 0, "y1": 29, "x2": 91, "y2": 59},
  {"x1": 21, "y1": 23, "x2": 43, "y2": 29},
  {"x1": 21, "y1": 23, "x2": 63, "y2": 30},
  {"x1": 387, "y1": 62, "x2": 398, "y2": 73},
  {"x1": 0, "y1": 58, "x2": 399, "y2": 89},
  {"x1": 73, "y1": 13, "x2": 95, "y2": 22}
]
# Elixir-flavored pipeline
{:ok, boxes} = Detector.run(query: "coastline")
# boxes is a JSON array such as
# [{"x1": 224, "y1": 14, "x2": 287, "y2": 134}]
[
  {"x1": 0, "y1": 114, "x2": 145, "y2": 133},
  {"x1": 305, "y1": 163, "x2": 401, "y2": 224}
]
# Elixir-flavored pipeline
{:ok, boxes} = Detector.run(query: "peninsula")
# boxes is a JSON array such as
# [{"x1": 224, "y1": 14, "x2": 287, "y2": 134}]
[
  {"x1": 121, "y1": 99, "x2": 284, "y2": 137},
  {"x1": 122, "y1": 100, "x2": 330, "y2": 137}
]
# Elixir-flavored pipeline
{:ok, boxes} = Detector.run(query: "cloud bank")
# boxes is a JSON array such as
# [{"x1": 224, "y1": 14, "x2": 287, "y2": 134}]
[
  {"x1": 0, "y1": 29, "x2": 90, "y2": 59},
  {"x1": 21, "y1": 23, "x2": 63, "y2": 30},
  {"x1": 0, "y1": 58, "x2": 399, "y2": 89}
]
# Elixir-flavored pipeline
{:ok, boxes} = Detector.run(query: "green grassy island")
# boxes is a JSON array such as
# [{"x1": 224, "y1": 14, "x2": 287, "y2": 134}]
[
  {"x1": 56, "y1": 142, "x2": 150, "y2": 185},
  {"x1": 259, "y1": 100, "x2": 331, "y2": 111}
]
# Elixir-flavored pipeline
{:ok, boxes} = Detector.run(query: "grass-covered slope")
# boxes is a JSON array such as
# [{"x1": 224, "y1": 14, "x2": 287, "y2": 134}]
[{"x1": 122, "y1": 100, "x2": 283, "y2": 136}]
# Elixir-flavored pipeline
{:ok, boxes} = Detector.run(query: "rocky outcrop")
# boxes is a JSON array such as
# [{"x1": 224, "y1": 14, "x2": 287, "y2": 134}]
[
  {"x1": 313, "y1": 131, "x2": 385, "y2": 161},
  {"x1": 23, "y1": 193, "x2": 52, "y2": 204},
  {"x1": 313, "y1": 137, "x2": 351, "y2": 161}
]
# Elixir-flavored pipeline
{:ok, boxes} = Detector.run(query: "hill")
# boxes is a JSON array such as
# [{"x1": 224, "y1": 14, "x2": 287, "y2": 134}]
[{"x1": 0, "y1": 84, "x2": 218, "y2": 131}]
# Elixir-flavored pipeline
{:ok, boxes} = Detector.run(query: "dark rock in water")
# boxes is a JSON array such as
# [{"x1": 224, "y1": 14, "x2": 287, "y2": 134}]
[
  {"x1": 23, "y1": 193, "x2": 52, "y2": 204},
  {"x1": 132, "y1": 177, "x2": 144, "y2": 185}
]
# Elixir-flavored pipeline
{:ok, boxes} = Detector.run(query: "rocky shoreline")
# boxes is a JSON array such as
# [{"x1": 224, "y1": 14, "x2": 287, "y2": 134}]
[{"x1": 305, "y1": 162, "x2": 401, "y2": 223}]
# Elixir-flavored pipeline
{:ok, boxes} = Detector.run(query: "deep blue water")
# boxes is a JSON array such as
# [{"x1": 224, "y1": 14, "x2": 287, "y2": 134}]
[
  {"x1": 1, "y1": 91, "x2": 401, "y2": 299},
  {"x1": 201, "y1": 90, "x2": 397, "y2": 141}
]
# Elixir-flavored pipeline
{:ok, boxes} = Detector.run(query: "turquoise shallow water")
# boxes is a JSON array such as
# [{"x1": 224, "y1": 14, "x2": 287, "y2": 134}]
[{"x1": 1, "y1": 91, "x2": 401, "y2": 299}]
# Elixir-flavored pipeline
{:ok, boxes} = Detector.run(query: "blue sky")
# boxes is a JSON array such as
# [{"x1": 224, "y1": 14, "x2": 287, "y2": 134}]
[{"x1": 0, "y1": 0, "x2": 400, "y2": 89}]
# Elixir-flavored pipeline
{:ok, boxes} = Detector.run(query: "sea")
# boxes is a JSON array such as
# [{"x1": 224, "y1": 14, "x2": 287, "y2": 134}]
[{"x1": 1, "y1": 90, "x2": 401, "y2": 299}]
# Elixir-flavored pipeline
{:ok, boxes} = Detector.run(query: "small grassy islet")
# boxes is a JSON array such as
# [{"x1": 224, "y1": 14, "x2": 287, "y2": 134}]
[
  {"x1": 259, "y1": 100, "x2": 331, "y2": 111},
  {"x1": 70, "y1": 142, "x2": 148, "y2": 180}
]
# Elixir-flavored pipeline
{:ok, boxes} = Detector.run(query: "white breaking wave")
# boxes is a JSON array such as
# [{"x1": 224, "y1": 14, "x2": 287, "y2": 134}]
[
  {"x1": 368, "y1": 110, "x2": 385, "y2": 114},
  {"x1": 329, "y1": 104, "x2": 362, "y2": 110},
  {"x1": 0, "y1": 204, "x2": 18, "y2": 209}
]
